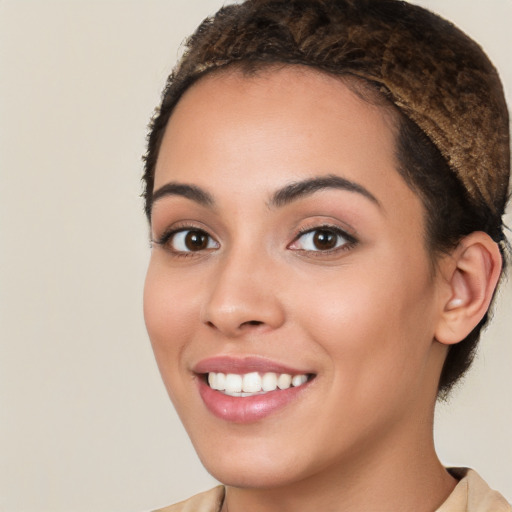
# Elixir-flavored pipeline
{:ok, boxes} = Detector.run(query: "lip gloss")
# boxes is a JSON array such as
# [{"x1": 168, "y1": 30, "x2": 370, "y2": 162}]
[
  {"x1": 194, "y1": 356, "x2": 314, "y2": 423},
  {"x1": 194, "y1": 356, "x2": 310, "y2": 375},
  {"x1": 197, "y1": 377, "x2": 311, "y2": 423}
]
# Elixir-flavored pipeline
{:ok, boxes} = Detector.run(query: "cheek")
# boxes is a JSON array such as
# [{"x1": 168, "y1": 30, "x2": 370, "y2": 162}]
[
  {"x1": 143, "y1": 260, "x2": 198, "y2": 376},
  {"x1": 293, "y1": 256, "x2": 437, "y2": 403},
  {"x1": 143, "y1": 261, "x2": 210, "y2": 425}
]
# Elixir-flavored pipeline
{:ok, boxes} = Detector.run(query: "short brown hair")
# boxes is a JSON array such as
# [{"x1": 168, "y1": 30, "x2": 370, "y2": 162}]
[{"x1": 143, "y1": 0, "x2": 510, "y2": 397}]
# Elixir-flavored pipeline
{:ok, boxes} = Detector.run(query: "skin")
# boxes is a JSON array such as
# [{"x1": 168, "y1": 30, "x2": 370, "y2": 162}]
[{"x1": 144, "y1": 67, "x2": 460, "y2": 511}]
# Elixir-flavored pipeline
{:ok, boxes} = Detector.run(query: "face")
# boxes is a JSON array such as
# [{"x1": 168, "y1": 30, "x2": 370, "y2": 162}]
[{"x1": 144, "y1": 67, "x2": 447, "y2": 489}]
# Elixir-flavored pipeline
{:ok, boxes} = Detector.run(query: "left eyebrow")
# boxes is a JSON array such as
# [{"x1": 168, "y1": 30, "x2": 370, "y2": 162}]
[
  {"x1": 151, "y1": 182, "x2": 215, "y2": 210},
  {"x1": 269, "y1": 174, "x2": 381, "y2": 208}
]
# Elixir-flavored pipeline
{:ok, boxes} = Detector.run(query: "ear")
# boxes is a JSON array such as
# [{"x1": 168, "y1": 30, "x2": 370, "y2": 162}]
[{"x1": 435, "y1": 232, "x2": 502, "y2": 345}]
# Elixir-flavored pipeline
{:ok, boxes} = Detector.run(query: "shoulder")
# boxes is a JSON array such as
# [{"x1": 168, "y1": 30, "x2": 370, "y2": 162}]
[
  {"x1": 152, "y1": 486, "x2": 225, "y2": 512},
  {"x1": 153, "y1": 486, "x2": 225, "y2": 512},
  {"x1": 436, "y1": 468, "x2": 511, "y2": 512}
]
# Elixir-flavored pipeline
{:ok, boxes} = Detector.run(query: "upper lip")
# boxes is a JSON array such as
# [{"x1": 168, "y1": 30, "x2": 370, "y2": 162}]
[{"x1": 193, "y1": 356, "x2": 313, "y2": 375}]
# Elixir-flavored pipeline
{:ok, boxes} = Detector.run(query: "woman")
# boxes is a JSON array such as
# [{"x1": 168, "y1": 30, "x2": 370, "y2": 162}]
[{"x1": 142, "y1": 0, "x2": 510, "y2": 510}]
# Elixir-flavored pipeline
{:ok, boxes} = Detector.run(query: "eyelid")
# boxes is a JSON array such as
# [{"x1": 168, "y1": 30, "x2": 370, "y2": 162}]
[
  {"x1": 288, "y1": 224, "x2": 357, "y2": 253},
  {"x1": 151, "y1": 223, "x2": 220, "y2": 253},
  {"x1": 152, "y1": 219, "x2": 211, "y2": 243},
  {"x1": 151, "y1": 220, "x2": 357, "y2": 257}
]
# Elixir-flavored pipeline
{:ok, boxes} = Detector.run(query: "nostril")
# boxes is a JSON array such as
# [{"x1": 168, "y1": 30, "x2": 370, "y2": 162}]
[{"x1": 205, "y1": 319, "x2": 263, "y2": 332}]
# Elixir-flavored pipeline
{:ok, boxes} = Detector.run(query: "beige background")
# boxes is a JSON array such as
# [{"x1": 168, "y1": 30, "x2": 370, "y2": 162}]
[{"x1": 0, "y1": 1, "x2": 510, "y2": 511}]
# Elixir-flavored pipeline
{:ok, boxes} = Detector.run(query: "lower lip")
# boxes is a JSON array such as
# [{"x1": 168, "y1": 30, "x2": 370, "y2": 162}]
[{"x1": 197, "y1": 378, "x2": 311, "y2": 424}]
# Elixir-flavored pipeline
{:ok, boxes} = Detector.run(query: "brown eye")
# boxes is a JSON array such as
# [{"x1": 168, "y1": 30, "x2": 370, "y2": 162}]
[
  {"x1": 289, "y1": 226, "x2": 354, "y2": 253},
  {"x1": 169, "y1": 229, "x2": 219, "y2": 253},
  {"x1": 312, "y1": 229, "x2": 338, "y2": 250},
  {"x1": 184, "y1": 231, "x2": 209, "y2": 251}
]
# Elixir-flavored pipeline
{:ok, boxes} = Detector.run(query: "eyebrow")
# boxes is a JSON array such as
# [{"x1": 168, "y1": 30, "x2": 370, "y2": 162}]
[
  {"x1": 269, "y1": 174, "x2": 380, "y2": 208},
  {"x1": 150, "y1": 174, "x2": 380, "y2": 215},
  {"x1": 151, "y1": 182, "x2": 215, "y2": 210}
]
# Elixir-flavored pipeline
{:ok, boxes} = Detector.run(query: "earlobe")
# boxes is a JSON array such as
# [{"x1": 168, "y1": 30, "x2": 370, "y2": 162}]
[{"x1": 435, "y1": 232, "x2": 502, "y2": 346}]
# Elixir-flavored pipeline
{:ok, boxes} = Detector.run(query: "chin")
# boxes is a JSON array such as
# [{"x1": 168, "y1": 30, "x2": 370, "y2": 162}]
[
  {"x1": 200, "y1": 454, "x2": 308, "y2": 490},
  {"x1": 187, "y1": 424, "x2": 335, "y2": 491}
]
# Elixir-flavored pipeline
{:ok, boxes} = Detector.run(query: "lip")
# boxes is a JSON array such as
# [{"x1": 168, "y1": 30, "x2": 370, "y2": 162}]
[
  {"x1": 193, "y1": 356, "x2": 314, "y2": 424},
  {"x1": 197, "y1": 377, "x2": 312, "y2": 423},
  {"x1": 193, "y1": 355, "x2": 310, "y2": 375}
]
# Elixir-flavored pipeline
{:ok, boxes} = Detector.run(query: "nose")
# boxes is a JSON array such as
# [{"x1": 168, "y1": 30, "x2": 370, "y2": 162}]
[{"x1": 200, "y1": 249, "x2": 286, "y2": 338}]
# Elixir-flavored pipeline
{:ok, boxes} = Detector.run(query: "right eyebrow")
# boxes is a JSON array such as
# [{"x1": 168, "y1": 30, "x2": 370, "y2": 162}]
[
  {"x1": 150, "y1": 182, "x2": 215, "y2": 214},
  {"x1": 269, "y1": 174, "x2": 381, "y2": 209}
]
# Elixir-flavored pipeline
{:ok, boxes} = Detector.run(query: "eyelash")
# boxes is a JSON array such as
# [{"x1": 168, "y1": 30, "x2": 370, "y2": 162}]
[
  {"x1": 152, "y1": 224, "x2": 357, "y2": 257},
  {"x1": 289, "y1": 225, "x2": 357, "y2": 255},
  {"x1": 152, "y1": 225, "x2": 219, "y2": 258}
]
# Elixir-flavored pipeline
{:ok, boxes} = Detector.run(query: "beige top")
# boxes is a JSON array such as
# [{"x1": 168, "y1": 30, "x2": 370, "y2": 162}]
[{"x1": 154, "y1": 468, "x2": 511, "y2": 512}]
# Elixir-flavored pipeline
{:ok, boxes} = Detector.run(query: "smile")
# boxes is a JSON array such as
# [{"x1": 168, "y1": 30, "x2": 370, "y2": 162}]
[
  {"x1": 194, "y1": 357, "x2": 315, "y2": 423},
  {"x1": 208, "y1": 371, "x2": 310, "y2": 396}
]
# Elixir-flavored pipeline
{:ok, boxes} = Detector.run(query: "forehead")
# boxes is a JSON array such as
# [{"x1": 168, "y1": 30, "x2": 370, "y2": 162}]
[
  {"x1": 155, "y1": 66, "x2": 400, "y2": 189},
  {"x1": 153, "y1": 64, "x2": 427, "y2": 257},
  {"x1": 168, "y1": 65, "x2": 398, "y2": 132}
]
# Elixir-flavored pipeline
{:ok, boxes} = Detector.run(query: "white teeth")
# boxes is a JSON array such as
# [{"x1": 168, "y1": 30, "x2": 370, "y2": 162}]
[
  {"x1": 208, "y1": 372, "x2": 226, "y2": 390},
  {"x1": 292, "y1": 374, "x2": 308, "y2": 387},
  {"x1": 242, "y1": 372, "x2": 262, "y2": 392},
  {"x1": 207, "y1": 371, "x2": 309, "y2": 396},
  {"x1": 277, "y1": 373, "x2": 292, "y2": 390},
  {"x1": 262, "y1": 372, "x2": 278, "y2": 391},
  {"x1": 216, "y1": 372, "x2": 226, "y2": 390},
  {"x1": 225, "y1": 373, "x2": 242, "y2": 393}
]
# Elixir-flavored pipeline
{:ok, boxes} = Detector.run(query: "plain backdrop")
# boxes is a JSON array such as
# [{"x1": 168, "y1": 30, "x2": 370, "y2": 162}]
[{"x1": 0, "y1": 1, "x2": 511, "y2": 511}]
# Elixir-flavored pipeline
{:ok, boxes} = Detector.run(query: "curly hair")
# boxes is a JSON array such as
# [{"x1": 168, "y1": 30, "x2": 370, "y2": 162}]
[{"x1": 142, "y1": 0, "x2": 510, "y2": 398}]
